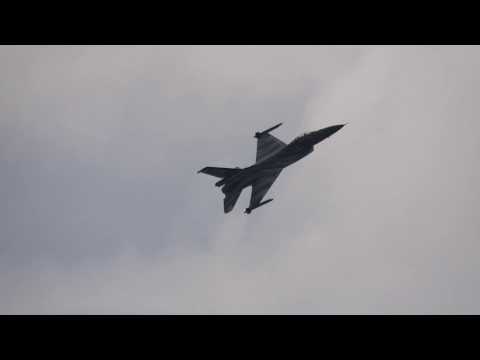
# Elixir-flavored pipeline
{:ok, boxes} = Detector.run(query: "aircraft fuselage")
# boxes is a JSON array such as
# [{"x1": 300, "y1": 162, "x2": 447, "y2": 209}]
[
  {"x1": 221, "y1": 143, "x2": 313, "y2": 194},
  {"x1": 221, "y1": 125, "x2": 348, "y2": 195},
  {"x1": 199, "y1": 123, "x2": 345, "y2": 214}
]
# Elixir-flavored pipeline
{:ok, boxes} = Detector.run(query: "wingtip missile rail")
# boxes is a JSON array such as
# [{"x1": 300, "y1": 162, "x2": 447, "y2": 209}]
[
  {"x1": 244, "y1": 198, "x2": 274, "y2": 214},
  {"x1": 254, "y1": 123, "x2": 283, "y2": 138}
]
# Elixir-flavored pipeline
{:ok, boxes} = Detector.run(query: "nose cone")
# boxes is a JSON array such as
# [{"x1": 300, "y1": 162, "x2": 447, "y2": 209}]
[{"x1": 308, "y1": 124, "x2": 345, "y2": 145}]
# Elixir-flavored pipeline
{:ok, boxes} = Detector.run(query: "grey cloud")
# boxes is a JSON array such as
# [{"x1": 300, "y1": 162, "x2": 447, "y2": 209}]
[{"x1": 0, "y1": 46, "x2": 479, "y2": 313}]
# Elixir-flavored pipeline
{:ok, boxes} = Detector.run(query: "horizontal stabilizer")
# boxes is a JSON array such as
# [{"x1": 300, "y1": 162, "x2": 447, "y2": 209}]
[
  {"x1": 224, "y1": 190, "x2": 242, "y2": 213},
  {"x1": 197, "y1": 166, "x2": 241, "y2": 178}
]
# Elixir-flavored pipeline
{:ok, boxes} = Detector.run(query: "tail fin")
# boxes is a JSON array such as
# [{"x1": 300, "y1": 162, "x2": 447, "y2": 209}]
[{"x1": 197, "y1": 166, "x2": 241, "y2": 178}]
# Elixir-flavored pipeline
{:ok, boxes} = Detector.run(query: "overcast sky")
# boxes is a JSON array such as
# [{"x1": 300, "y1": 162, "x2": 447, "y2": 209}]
[{"x1": 1, "y1": 45, "x2": 479, "y2": 314}]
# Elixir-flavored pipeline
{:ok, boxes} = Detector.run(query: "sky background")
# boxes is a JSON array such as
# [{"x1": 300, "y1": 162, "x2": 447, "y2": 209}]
[{"x1": 1, "y1": 45, "x2": 479, "y2": 314}]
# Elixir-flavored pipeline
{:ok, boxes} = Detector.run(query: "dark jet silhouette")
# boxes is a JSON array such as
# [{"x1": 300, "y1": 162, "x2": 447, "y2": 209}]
[{"x1": 198, "y1": 123, "x2": 345, "y2": 214}]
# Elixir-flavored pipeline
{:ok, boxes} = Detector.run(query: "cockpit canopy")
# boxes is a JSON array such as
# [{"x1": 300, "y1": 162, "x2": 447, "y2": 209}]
[{"x1": 292, "y1": 132, "x2": 309, "y2": 143}]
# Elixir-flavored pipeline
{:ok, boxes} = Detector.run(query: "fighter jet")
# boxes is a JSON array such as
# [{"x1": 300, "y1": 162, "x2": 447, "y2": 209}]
[{"x1": 198, "y1": 123, "x2": 345, "y2": 214}]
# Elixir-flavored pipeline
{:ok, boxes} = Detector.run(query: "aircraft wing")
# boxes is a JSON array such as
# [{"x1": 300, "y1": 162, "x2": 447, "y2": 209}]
[
  {"x1": 256, "y1": 133, "x2": 286, "y2": 163},
  {"x1": 248, "y1": 169, "x2": 282, "y2": 211}
]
